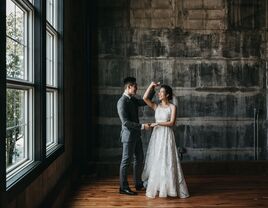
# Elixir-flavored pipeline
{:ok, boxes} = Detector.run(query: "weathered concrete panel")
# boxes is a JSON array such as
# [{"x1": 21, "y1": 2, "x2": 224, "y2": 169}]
[
  {"x1": 97, "y1": 94, "x2": 122, "y2": 117},
  {"x1": 205, "y1": 19, "x2": 225, "y2": 30},
  {"x1": 128, "y1": 28, "x2": 221, "y2": 57},
  {"x1": 170, "y1": 29, "x2": 203, "y2": 56},
  {"x1": 98, "y1": 58, "x2": 129, "y2": 87},
  {"x1": 130, "y1": 18, "x2": 151, "y2": 28},
  {"x1": 152, "y1": 0, "x2": 174, "y2": 9},
  {"x1": 242, "y1": 32, "x2": 262, "y2": 58},
  {"x1": 173, "y1": 61, "x2": 199, "y2": 87},
  {"x1": 129, "y1": 59, "x2": 174, "y2": 86},
  {"x1": 174, "y1": 124, "x2": 254, "y2": 149},
  {"x1": 131, "y1": 9, "x2": 151, "y2": 18},
  {"x1": 203, "y1": 0, "x2": 225, "y2": 9},
  {"x1": 187, "y1": 10, "x2": 206, "y2": 20},
  {"x1": 222, "y1": 32, "x2": 241, "y2": 58},
  {"x1": 183, "y1": 148, "x2": 255, "y2": 160},
  {"x1": 152, "y1": 9, "x2": 174, "y2": 18},
  {"x1": 151, "y1": 18, "x2": 175, "y2": 28},
  {"x1": 184, "y1": 20, "x2": 205, "y2": 30},
  {"x1": 98, "y1": 7, "x2": 130, "y2": 27},
  {"x1": 223, "y1": 32, "x2": 262, "y2": 58},
  {"x1": 172, "y1": 61, "x2": 262, "y2": 88},
  {"x1": 199, "y1": 62, "x2": 224, "y2": 86},
  {"x1": 98, "y1": 28, "x2": 130, "y2": 57},
  {"x1": 177, "y1": 94, "x2": 264, "y2": 117},
  {"x1": 227, "y1": 0, "x2": 266, "y2": 30},
  {"x1": 97, "y1": 125, "x2": 122, "y2": 148},
  {"x1": 183, "y1": 0, "x2": 203, "y2": 9},
  {"x1": 168, "y1": 29, "x2": 220, "y2": 57},
  {"x1": 130, "y1": 59, "x2": 153, "y2": 85},
  {"x1": 182, "y1": 0, "x2": 226, "y2": 30},
  {"x1": 128, "y1": 29, "x2": 170, "y2": 57},
  {"x1": 206, "y1": 9, "x2": 225, "y2": 19},
  {"x1": 226, "y1": 62, "x2": 262, "y2": 87},
  {"x1": 130, "y1": 0, "x2": 151, "y2": 9}
]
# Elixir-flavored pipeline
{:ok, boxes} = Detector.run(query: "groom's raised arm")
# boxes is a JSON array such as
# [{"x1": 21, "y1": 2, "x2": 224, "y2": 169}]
[{"x1": 117, "y1": 100, "x2": 142, "y2": 130}]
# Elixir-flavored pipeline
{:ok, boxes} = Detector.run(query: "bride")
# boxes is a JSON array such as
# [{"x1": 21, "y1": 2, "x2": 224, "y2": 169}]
[{"x1": 142, "y1": 82, "x2": 190, "y2": 198}]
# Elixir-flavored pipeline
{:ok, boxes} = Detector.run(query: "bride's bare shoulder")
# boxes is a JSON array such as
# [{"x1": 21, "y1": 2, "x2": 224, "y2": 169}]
[{"x1": 170, "y1": 103, "x2": 176, "y2": 108}]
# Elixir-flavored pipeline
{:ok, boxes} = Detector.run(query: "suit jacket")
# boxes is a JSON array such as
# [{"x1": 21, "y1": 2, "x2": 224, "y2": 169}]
[{"x1": 117, "y1": 91, "x2": 154, "y2": 143}]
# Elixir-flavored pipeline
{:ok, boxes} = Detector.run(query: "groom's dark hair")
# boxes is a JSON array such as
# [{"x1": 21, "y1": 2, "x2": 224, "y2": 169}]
[{"x1": 123, "y1": 77, "x2": 136, "y2": 88}]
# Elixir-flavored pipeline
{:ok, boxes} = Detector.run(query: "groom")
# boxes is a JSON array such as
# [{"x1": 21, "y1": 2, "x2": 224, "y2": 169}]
[{"x1": 117, "y1": 77, "x2": 154, "y2": 195}]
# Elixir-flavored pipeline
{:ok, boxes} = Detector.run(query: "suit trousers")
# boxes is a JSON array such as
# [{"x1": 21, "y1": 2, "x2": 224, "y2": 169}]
[{"x1": 119, "y1": 138, "x2": 144, "y2": 189}]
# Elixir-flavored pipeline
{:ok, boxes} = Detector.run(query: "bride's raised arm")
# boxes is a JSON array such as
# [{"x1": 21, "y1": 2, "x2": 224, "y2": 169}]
[{"x1": 143, "y1": 82, "x2": 159, "y2": 110}]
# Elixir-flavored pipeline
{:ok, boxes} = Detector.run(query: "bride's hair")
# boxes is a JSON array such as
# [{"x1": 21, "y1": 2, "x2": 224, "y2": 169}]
[{"x1": 160, "y1": 85, "x2": 173, "y2": 100}]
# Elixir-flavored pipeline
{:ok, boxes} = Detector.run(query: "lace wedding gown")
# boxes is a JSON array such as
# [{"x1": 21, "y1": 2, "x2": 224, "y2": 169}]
[{"x1": 142, "y1": 104, "x2": 190, "y2": 198}]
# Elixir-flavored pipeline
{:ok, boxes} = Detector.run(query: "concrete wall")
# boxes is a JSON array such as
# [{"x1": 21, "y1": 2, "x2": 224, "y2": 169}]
[{"x1": 95, "y1": 0, "x2": 268, "y2": 165}]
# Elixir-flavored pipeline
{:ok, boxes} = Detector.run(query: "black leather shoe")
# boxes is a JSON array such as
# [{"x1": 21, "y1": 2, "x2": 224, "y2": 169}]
[
  {"x1": 119, "y1": 188, "x2": 137, "y2": 195},
  {"x1": 135, "y1": 185, "x2": 145, "y2": 191}
]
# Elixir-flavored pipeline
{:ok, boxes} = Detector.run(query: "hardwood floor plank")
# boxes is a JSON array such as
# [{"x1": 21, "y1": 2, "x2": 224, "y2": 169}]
[{"x1": 65, "y1": 175, "x2": 268, "y2": 207}]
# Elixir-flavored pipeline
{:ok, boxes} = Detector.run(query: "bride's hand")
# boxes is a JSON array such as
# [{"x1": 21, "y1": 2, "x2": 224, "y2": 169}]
[
  {"x1": 150, "y1": 123, "x2": 159, "y2": 127},
  {"x1": 150, "y1": 81, "x2": 160, "y2": 88}
]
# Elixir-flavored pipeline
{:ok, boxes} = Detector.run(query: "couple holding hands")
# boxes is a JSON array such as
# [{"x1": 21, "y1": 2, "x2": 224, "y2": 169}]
[{"x1": 117, "y1": 77, "x2": 189, "y2": 199}]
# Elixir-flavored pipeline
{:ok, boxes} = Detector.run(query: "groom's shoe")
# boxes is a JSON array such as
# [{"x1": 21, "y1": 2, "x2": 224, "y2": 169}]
[{"x1": 119, "y1": 188, "x2": 137, "y2": 195}]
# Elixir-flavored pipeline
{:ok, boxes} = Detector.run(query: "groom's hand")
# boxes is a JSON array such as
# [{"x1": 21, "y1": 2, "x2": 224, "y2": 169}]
[{"x1": 144, "y1": 123, "x2": 151, "y2": 130}]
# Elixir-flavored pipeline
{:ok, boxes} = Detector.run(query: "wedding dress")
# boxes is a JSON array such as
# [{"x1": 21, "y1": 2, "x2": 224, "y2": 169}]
[{"x1": 142, "y1": 104, "x2": 190, "y2": 198}]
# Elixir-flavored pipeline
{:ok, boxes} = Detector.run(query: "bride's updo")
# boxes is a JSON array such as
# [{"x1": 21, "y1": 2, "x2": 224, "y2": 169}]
[{"x1": 160, "y1": 85, "x2": 173, "y2": 100}]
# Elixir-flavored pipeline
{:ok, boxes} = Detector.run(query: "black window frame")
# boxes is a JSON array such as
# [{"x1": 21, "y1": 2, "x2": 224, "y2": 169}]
[
  {"x1": 0, "y1": 0, "x2": 7, "y2": 206},
  {"x1": 0, "y1": 0, "x2": 64, "y2": 203}
]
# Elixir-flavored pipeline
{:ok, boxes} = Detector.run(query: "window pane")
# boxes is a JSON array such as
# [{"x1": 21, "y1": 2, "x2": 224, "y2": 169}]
[
  {"x1": 6, "y1": 0, "x2": 26, "y2": 80},
  {"x1": 6, "y1": 88, "x2": 28, "y2": 170},
  {"x1": 47, "y1": 0, "x2": 56, "y2": 28},
  {"x1": 46, "y1": 91, "x2": 55, "y2": 146},
  {"x1": 6, "y1": 0, "x2": 24, "y2": 43},
  {"x1": 6, "y1": 37, "x2": 25, "y2": 79},
  {"x1": 46, "y1": 31, "x2": 54, "y2": 86}
]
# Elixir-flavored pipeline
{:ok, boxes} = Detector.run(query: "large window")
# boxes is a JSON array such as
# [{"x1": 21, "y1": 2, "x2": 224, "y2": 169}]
[
  {"x1": 46, "y1": 0, "x2": 59, "y2": 151},
  {"x1": 2, "y1": 0, "x2": 63, "y2": 191},
  {"x1": 6, "y1": 0, "x2": 34, "y2": 179}
]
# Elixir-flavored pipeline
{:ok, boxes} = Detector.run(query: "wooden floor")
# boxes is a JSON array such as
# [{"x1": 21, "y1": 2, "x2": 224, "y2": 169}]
[{"x1": 65, "y1": 175, "x2": 268, "y2": 207}]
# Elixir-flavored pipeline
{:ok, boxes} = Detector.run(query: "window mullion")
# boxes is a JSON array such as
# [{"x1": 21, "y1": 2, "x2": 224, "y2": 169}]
[
  {"x1": 46, "y1": 85, "x2": 58, "y2": 90},
  {"x1": 57, "y1": 0, "x2": 64, "y2": 145},
  {"x1": 33, "y1": 0, "x2": 46, "y2": 161},
  {"x1": 46, "y1": 0, "x2": 62, "y2": 151},
  {"x1": 0, "y1": 0, "x2": 7, "y2": 206},
  {"x1": 14, "y1": 0, "x2": 35, "y2": 12},
  {"x1": 7, "y1": 79, "x2": 35, "y2": 88},
  {"x1": 46, "y1": 21, "x2": 58, "y2": 36}
]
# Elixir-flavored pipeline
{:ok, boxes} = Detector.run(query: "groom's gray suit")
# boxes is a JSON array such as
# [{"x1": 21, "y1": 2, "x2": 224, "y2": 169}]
[{"x1": 117, "y1": 92, "x2": 154, "y2": 189}]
